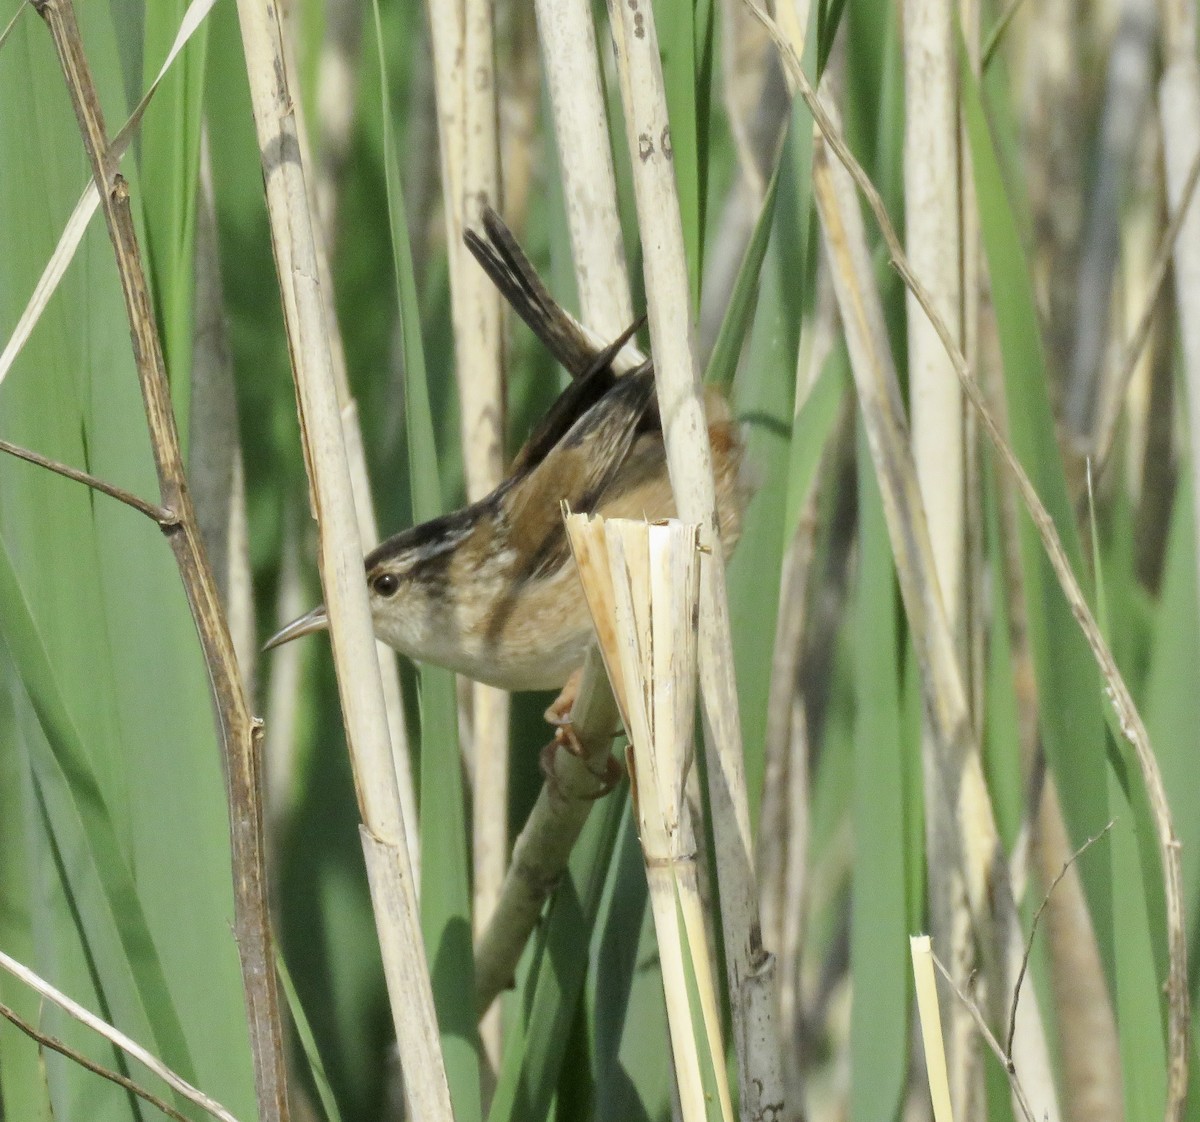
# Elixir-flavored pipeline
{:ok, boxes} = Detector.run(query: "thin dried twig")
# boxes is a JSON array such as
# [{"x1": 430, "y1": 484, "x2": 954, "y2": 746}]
[
  {"x1": 0, "y1": 437, "x2": 175, "y2": 524},
  {"x1": 0, "y1": 949, "x2": 243, "y2": 1122},
  {"x1": 1006, "y1": 821, "x2": 1114, "y2": 1057},
  {"x1": 0, "y1": 0, "x2": 27, "y2": 53},
  {"x1": 930, "y1": 953, "x2": 1035, "y2": 1122},
  {"x1": 0, "y1": 1000, "x2": 192, "y2": 1122},
  {"x1": 751, "y1": 12, "x2": 1189, "y2": 1120},
  {"x1": 30, "y1": 3, "x2": 289, "y2": 1118},
  {"x1": 934, "y1": 811, "x2": 1115, "y2": 1122}
]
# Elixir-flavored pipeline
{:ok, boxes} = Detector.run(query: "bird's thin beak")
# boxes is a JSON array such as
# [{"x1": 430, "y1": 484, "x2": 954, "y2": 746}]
[{"x1": 264, "y1": 605, "x2": 329, "y2": 651}]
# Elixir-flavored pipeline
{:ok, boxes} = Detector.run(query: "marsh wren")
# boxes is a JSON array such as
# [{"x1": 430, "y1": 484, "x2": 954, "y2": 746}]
[{"x1": 266, "y1": 208, "x2": 748, "y2": 695}]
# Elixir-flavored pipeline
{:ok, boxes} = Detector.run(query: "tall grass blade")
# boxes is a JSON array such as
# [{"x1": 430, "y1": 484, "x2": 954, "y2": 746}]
[
  {"x1": 959, "y1": 50, "x2": 1114, "y2": 963},
  {"x1": 0, "y1": 535, "x2": 196, "y2": 1096},
  {"x1": 849, "y1": 436, "x2": 912, "y2": 1122}
]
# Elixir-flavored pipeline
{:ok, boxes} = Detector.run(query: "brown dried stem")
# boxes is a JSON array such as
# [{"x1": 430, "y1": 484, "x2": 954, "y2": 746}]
[
  {"x1": 0, "y1": 437, "x2": 175, "y2": 525},
  {"x1": 30, "y1": 1, "x2": 288, "y2": 1118},
  {"x1": 0, "y1": 1001, "x2": 194, "y2": 1122},
  {"x1": 0, "y1": 948, "x2": 244, "y2": 1122}
]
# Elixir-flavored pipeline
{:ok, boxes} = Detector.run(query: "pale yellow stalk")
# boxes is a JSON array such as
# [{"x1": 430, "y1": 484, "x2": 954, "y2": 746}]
[
  {"x1": 904, "y1": 0, "x2": 976, "y2": 1111},
  {"x1": 606, "y1": 3, "x2": 785, "y2": 1118},
  {"x1": 230, "y1": 0, "x2": 452, "y2": 1115},
  {"x1": 566, "y1": 515, "x2": 735, "y2": 1122}
]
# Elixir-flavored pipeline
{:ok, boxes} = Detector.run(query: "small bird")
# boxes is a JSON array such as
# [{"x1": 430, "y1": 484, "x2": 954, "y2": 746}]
[{"x1": 266, "y1": 208, "x2": 748, "y2": 699}]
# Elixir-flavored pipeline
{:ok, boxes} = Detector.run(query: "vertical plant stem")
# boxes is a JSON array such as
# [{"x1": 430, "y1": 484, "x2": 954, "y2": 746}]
[
  {"x1": 904, "y1": 0, "x2": 975, "y2": 1112},
  {"x1": 533, "y1": 0, "x2": 636, "y2": 337},
  {"x1": 426, "y1": 0, "x2": 509, "y2": 1068},
  {"x1": 759, "y1": 16, "x2": 1187, "y2": 1111},
  {"x1": 30, "y1": 2, "x2": 288, "y2": 1118},
  {"x1": 228, "y1": 0, "x2": 454, "y2": 1116},
  {"x1": 605, "y1": 3, "x2": 785, "y2": 1119},
  {"x1": 280, "y1": 14, "x2": 420, "y2": 883}
]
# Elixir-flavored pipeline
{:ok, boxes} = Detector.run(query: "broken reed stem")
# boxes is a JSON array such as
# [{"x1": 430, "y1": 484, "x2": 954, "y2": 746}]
[
  {"x1": 911, "y1": 936, "x2": 956, "y2": 1122},
  {"x1": 566, "y1": 514, "x2": 735, "y2": 1122},
  {"x1": 228, "y1": 0, "x2": 453, "y2": 1117},
  {"x1": 30, "y1": 3, "x2": 288, "y2": 1119},
  {"x1": 605, "y1": 3, "x2": 785, "y2": 1119}
]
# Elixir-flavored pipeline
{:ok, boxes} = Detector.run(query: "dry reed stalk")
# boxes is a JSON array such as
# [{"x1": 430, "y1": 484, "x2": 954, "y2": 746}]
[
  {"x1": 228, "y1": 0, "x2": 453, "y2": 1116},
  {"x1": 605, "y1": 3, "x2": 786, "y2": 1118},
  {"x1": 280, "y1": 7, "x2": 422, "y2": 886},
  {"x1": 959, "y1": 0, "x2": 985, "y2": 736},
  {"x1": 911, "y1": 936, "x2": 955, "y2": 1122},
  {"x1": 533, "y1": 0, "x2": 635, "y2": 337},
  {"x1": 29, "y1": 3, "x2": 290, "y2": 1118},
  {"x1": 459, "y1": 5, "x2": 508, "y2": 932},
  {"x1": 566, "y1": 514, "x2": 735, "y2": 1122},
  {"x1": 424, "y1": 0, "x2": 510, "y2": 1052},
  {"x1": 904, "y1": 0, "x2": 977, "y2": 1111}
]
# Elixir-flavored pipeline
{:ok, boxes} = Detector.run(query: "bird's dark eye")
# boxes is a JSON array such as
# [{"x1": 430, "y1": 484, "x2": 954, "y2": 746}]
[{"x1": 372, "y1": 572, "x2": 400, "y2": 598}]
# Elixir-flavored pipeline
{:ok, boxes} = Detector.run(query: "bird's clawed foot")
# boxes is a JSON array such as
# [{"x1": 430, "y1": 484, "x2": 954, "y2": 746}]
[{"x1": 541, "y1": 669, "x2": 622, "y2": 797}]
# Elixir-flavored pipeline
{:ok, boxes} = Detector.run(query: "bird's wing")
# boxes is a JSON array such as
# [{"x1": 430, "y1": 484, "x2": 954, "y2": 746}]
[
  {"x1": 508, "y1": 315, "x2": 648, "y2": 476},
  {"x1": 504, "y1": 364, "x2": 658, "y2": 580}
]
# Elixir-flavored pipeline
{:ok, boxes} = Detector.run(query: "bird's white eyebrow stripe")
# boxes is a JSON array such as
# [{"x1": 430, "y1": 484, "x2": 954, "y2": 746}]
[{"x1": 366, "y1": 514, "x2": 476, "y2": 573}]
